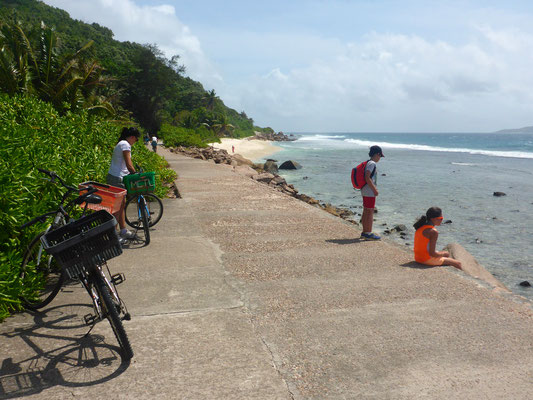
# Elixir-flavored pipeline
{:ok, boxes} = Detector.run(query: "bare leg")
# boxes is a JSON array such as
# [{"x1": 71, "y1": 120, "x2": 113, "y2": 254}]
[
  {"x1": 442, "y1": 257, "x2": 462, "y2": 270},
  {"x1": 114, "y1": 197, "x2": 127, "y2": 230},
  {"x1": 362, "y1": 207, "x2": 374, "y2": 233}
]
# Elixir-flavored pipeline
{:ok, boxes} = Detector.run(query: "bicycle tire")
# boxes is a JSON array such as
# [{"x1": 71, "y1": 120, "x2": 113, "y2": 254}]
[
  {"x1": 20, "y1": 232, "x2": 64, "y2": 310},
  {"x1": 125, "y1": 193, "x2": 163, "y2": 228},
  {"x1": 140, "y1": 197, "x2": 151, "y2": 245},
  {"x1": 145, "y1": 193, "x2": 163, "y2": 226},
  {"x1": 92, "y1": 270, "x2": 133, "y2": 360}
]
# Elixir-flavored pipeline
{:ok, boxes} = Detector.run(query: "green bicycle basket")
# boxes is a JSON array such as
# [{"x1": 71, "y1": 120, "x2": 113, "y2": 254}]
[{"x1": 123, "y1": 171, "x2": 155, "y2": 194}]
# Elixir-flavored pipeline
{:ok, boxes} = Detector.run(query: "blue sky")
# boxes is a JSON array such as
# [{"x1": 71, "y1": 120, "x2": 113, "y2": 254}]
[{"x1": 43, "y1": 0, "x2": 533, "y2": 132}]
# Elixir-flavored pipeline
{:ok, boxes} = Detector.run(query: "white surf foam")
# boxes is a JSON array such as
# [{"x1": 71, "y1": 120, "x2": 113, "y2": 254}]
[
  {"x1": 343, "y1": 139, "x2": 533, "y2": 159},
  {"x1": 297, "y1": 134, "x2": 346, "y2": 141}
]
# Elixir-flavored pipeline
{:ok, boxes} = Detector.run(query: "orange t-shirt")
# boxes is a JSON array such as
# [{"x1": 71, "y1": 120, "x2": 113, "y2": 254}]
[{"x1": 413, "y1": 225, "x2": 436, "y2": 263}]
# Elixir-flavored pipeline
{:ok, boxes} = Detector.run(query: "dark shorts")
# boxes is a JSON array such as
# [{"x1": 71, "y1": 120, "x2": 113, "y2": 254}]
[
  {"x1": 362, "y1": 196, "x2": 376, "y2": 209},
  {"x1": 106, "y1": 173, "x2": 125, "y2": 189}
]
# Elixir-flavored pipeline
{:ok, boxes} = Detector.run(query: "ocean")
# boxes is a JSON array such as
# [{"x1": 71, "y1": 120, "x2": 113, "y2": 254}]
[{"x1": 264, "y1": 132, "x2": 533, "y2": 301}]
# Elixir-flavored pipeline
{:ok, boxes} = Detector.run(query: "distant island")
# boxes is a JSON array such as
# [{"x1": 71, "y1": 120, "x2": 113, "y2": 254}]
[{"x1": 493, "y1": 126, "x2": 533, "y2": 134}]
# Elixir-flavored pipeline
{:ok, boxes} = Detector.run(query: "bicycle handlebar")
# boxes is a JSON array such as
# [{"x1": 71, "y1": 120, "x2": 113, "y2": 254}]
[
  {"x1": 37, "y1": 168, "x2": 78, "y2": 192},
  {"x1": 20, "y1": 210, "x2": 58, "y2": 229},
  {"x1": 19, "y1": 169, "x2": 100, "y2": 230}
]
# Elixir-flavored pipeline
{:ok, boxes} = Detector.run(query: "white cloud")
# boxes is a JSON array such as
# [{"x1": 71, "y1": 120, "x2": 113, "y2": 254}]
[
  {"x1": 42, "y1": 0, "x2": 222, "y2": 86},
  {"x1": 41, "y1": 1, "x2": 533, "y2": 131},
  {"x1": 230, "y1": 27, "x2": 533, "y2": 132}
]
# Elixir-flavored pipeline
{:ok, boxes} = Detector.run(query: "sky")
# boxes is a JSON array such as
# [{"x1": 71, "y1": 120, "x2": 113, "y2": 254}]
[{"x1": 42, "y1": 0, "x2": 533, "y2": 133}]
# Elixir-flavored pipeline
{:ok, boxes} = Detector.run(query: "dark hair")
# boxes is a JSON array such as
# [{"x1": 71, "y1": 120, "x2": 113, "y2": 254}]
[
  {"x1": 118, "y1": 127, "x2": 140, "y2": 143},
  {"x1": 369, "y1": 145, "x2": 384, "y2": 158},
  {"x1": 413, "y1": 207, "x2": 442, "y2": 230}
]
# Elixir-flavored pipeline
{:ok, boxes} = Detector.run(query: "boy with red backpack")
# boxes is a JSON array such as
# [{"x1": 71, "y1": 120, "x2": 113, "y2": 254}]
[{"x1": 351, "y1": 145, "x2": 384, "y2": 240}]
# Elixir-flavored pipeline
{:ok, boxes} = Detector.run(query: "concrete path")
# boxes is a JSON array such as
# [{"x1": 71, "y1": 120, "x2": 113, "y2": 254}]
[{"x1": 2, "y1": 147, "x2": 533, "y2": 399}]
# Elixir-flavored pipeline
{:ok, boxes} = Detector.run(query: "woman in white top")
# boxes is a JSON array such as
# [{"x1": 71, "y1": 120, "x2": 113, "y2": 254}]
[{"x1": 107, "y1": 127, "x2": 140, "y2": 239}]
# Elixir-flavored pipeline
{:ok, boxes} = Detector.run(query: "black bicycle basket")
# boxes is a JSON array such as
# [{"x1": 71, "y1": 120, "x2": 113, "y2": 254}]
[{"x1": 41, "y1": 210, "x2": 122, "y2": 278}]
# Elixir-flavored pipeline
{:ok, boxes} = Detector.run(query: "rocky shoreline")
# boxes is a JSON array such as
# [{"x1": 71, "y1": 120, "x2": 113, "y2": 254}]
[
  {"x1": 169, "y1": 145, "x2": 426, "y2": 247},
  {"x1": 169, "y1": 146, "x2": 358, "y2": 224},
  {"x1": 247, "y1": 131, "x2": 296, "y2": 141}
]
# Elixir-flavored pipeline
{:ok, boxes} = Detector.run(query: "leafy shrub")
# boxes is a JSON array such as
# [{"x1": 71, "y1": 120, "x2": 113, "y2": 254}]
[
  {"x1": 159, "y1": 124, "x2": 219, "y2": 148},
  {"x1": 0, "y1": 94, "x2": 176, "y2": 321}
]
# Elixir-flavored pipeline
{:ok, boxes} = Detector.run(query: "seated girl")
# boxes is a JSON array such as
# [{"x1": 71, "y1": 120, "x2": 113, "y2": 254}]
[{"x1": 413, "y1": 207, "x2": 462, "y2": 269}]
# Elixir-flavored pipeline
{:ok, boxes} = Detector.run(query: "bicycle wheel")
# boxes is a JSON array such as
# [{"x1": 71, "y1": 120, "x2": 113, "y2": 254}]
[
  {"x1": 144, "y1": 193, "x2": 163, "y2": 226},
  {"x1": 92, "y1": 270, "x2": 133, "y2": 360},
  {"x1": 125, "y1": 193, "x2": 163, "y2": 228},
  {"x1": 139, "y1": 197, "x2": 151, "y2": 245},
  {"x1": 19, "y1": 232, "x2": 64, "y2": 310}
]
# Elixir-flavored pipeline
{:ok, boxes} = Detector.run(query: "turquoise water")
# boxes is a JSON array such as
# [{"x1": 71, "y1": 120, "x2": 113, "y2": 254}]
[{"x1": 261, "y1": 132, "x2": 533, "y2": 300}]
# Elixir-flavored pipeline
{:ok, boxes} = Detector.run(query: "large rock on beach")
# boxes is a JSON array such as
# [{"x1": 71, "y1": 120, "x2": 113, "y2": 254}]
[
  {"x1": 253, "y1": 172, "x2": 275, "y2": 183},
  {"x1": 393, "y1": 224, "x2": 407, "y2": 232},
  {"x1": 279, "y1": 160, "x2": 302, "y2": 170},
  {"x1": 271, "y1": 176, "x2": 286, "y2": 185},
  {"x1": 297, "y1": 194, "x2": 319, "y2": 205},
  {"x1": 263, "y1": 160, "x2": 279, "y2": 174},
  {"x1": 232, "y1": 154, "x2": 253, "y2": 166},
  {"x1": 250, "y1": 131, "x2": 295, "y2": 141},
  {"x1": 280, "y1": 184, "x2": 296, "y2": 194}
]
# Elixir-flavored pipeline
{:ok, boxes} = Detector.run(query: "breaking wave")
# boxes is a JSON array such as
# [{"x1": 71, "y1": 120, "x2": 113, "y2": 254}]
[{"x1": 343, "y1": 139, "x2": 533, "y2": 159}]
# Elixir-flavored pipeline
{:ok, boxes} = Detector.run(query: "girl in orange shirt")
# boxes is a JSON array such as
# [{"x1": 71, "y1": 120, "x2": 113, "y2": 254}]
[{"x1": 413, "y1": 207, "x2": 462, "y2": 269}]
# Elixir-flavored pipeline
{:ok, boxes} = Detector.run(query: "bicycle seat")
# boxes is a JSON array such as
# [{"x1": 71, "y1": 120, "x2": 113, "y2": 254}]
[{"x1": 75, "y1": 194, "x2": 102, "y2": 205}]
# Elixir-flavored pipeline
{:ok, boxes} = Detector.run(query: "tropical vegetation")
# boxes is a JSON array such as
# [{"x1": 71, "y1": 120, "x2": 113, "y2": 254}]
[{"x1": 0, "y1": 0, "x2": 272, "y2": 320}]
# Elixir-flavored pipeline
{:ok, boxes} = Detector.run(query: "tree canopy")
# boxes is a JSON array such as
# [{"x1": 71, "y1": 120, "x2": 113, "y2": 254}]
[{"x1": 0, "y1": 0, "x2": 271, "y2": 140}]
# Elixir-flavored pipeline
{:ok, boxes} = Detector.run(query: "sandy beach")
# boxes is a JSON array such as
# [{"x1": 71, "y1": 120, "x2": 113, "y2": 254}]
[{"x1": 210, "y1": 138, "x2": 282, "y2": 161}]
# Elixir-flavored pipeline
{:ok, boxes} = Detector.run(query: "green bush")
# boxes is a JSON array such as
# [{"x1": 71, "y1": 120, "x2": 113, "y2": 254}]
[
  {"x1": 159, "y1": 124, "x2": 220, "y2": 148},
  {"x1": 0, "y1": 94, "x2": 176, "y2": 321}
]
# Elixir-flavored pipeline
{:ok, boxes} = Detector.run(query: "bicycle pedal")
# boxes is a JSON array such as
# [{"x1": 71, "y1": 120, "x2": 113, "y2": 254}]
[
  {"x1": 111, "y1": 273, "x2": 126, "y2": 285},
  {"x1": 122, "y1": 313, "x2": 131, "y2": 321},
  {"x1": 84, "y1": 313, "x2": 98, "y2": 326}
]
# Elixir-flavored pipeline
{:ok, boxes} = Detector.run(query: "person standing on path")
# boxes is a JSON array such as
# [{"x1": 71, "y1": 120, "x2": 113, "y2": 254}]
[
  {"x1": 151, "y1": 136, "x2": 158, "y2": 153},
  {"x1": 360, "y1": 145, "x2": 384, "y2": 240},
  {"x1": 107, "y1": 127, "x2": 139, "y2": 240},
  {"x1": 413, "y1": 207, "x2": 462, "y2": 269}
]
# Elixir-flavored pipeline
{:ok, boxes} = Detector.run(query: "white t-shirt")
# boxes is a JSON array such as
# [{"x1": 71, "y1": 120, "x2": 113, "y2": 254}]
[
  {"x1": 108, "y1": 140, "x2": 131, "y2": 177},
  {"x1": 360, "y1": 160, "x2": 377, "y2": 197}
]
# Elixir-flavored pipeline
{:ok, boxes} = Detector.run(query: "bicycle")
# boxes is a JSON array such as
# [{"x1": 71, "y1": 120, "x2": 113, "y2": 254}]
[
  {"x1": 20, "y1": 169, "x2": 133, "y2": 360},
  {"x1": 123, "y1": 169, "x2": 163, "y2": 246},
  {"x1": 19, "y1": 169, "x2": 103, "y2": 310}
]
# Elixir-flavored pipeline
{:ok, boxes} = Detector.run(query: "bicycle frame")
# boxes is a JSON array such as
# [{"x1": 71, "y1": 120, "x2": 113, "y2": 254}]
[
  {"x1": 26, "y1": 207, "x2": 72, "y2": 277},
  {"x1": 136, "y1": 195, "x2": 148, "y2": 220},
  {"x1": 77, "y1": 263, "x2": 128, "y2": 327},
  {"x1": 33, "y1": 214, "x2": 62, "y2": 268}
]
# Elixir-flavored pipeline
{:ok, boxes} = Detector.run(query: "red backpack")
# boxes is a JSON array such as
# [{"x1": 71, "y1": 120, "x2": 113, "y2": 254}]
[{"x1": 351, "y1": 160, "x2": 374, "y2": 189}]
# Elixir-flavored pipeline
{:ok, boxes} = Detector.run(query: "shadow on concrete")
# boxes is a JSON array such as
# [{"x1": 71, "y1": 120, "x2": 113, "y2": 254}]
[
  {"x1": 400, "y1": 261, "x2": 439, "y2": 269},
  {"x1": 0, "y1": 305, "x2": 130, "y2": 398},
  {"x1": 120, "y1": 235, "x2": 151, "y2": 249},
  {"x1": 326, "y1": 238, "x2": 366, "y2": 245}
]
